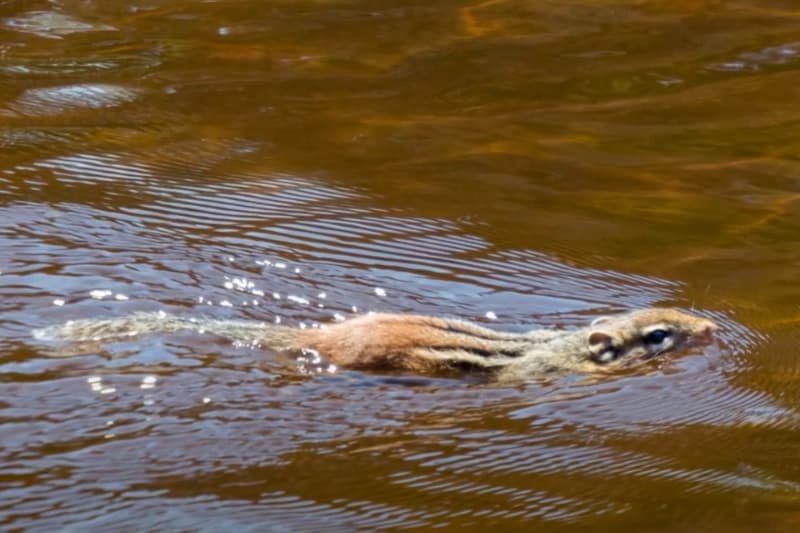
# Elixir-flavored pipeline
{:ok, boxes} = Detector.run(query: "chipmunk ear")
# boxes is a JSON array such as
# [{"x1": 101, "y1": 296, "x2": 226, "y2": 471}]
[{"x1": 587, "y1": 330, "x2": 618, "y2": 363}]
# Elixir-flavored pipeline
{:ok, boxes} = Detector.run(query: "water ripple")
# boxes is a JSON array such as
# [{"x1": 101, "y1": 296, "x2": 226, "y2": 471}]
[
  {"x1": 6, "y1": 84, "x2": 139, "y2": 117},
  {"x1": 1, "y1": 11, "x2": 115, "y2": 39}
]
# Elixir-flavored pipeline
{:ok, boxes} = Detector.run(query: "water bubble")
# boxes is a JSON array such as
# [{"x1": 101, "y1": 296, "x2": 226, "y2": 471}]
[
  {"x1": 374, "y1": 287, "x2": 387, "y2": 297},
  {"x1": 288, "y1": 295, "x2": 310, "y2": 305},
  {"x1": 99, "y1": 387, "x2": 116, "y2": 395},
  {"x1": 90, "y1": 289, "x2": 112, "y2": 300},
  {"x1": 334, "y1": 313, "x2": 346, "y2": 322},
  {"x1": 228, "y1": 277, "x2": 254, "y2": 291},
  {"x1": 53, "y1": 298, "x2": 65, "y2": 306},
  {"x1": 114, "y1": 294, "x2": 129, "y2": 301},
  {"x1": 220, "y1": 300, "x2": 233, "y2": 307},
  {"x1": 140, "y1": 376, "x2": 157, "y2": 389},
  {"x1": 202, "y1": 397, "x2": 211, "y2": 404},
  {"x1": 485, "y1": 311, "x2": 498, "y2": 320},
  {"x1": 299, "y1": 349, "x2": 323, "y2": 368}
]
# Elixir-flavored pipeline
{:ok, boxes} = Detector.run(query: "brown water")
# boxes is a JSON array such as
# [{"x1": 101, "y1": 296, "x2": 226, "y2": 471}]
[{"x1": 2, "y1": 0, "x2": 800, "y2": 530}]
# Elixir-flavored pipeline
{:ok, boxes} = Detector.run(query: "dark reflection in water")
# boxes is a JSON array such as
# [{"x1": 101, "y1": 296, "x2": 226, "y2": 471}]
[{"x1": 2, "y1": 0, "x2": 800, "y2": 530}]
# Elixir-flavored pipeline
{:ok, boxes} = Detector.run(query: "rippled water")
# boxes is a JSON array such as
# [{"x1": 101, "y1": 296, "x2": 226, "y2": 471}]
[{"x1": 3, "y1": 1, "x2": 800, "y2": 530}]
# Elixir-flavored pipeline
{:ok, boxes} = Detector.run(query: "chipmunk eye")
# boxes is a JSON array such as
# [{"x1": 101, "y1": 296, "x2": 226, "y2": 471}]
[{"x1": 644, "y1": 328, "x2": 671, "y2": 345}]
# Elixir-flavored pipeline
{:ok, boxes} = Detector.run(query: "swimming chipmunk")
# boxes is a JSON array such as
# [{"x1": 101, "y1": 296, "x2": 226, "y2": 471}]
[{"x1": 34, "y1": 307, "x2": 718, "y2": 380}]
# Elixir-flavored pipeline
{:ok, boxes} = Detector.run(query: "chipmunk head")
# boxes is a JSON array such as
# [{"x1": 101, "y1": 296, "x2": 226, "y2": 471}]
[{"x1": 586, "y1": 308, "x2": 717, "y2": 364}]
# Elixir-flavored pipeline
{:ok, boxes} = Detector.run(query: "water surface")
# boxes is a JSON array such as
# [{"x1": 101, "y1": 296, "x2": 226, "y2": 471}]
[{"x1": 2, "y1": 0, "x2": 800, "y2": 530}]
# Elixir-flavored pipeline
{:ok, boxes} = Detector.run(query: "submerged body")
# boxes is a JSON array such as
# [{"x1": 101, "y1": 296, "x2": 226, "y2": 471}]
[{"x1": 34, "y1": 308, "x2": 717, "y2": 380}]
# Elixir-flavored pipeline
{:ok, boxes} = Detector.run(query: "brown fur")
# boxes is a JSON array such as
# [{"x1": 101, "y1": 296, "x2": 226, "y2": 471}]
[{"x1": 291, "y1": 314, "x2": 532, "y2": 371}]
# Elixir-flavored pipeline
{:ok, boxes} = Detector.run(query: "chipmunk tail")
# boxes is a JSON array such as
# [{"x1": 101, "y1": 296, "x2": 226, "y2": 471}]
[{"x1": 32, "y1": 311, "x2": 294, "y2": 347}]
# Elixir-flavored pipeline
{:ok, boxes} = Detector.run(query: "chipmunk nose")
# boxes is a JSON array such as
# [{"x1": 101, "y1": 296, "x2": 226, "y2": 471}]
[{"x1": 697, "y1": 321, "x2": 718, "y2": 344}]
